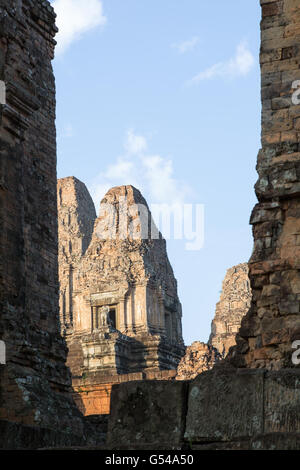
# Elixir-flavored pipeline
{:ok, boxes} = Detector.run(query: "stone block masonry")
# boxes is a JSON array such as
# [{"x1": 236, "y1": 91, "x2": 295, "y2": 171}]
[
  {"x1": 230, "y1": 0, "x2": 300, "y2": 369},
  {"x1": 72, "y1": 370, "x2": 177, "y2": 415},
  {"x1": 0, "y1": 0, "x2": 85, "y2": 439}
]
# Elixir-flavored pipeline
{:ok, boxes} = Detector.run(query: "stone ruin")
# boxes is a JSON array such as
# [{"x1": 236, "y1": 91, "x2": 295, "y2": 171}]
[
  {"x1": 209, "y1": 263, "x2": 252, "y2": 357},
  {"x1": 57, "y1": 180, "x2": 250, "y2": 409},
  {"x1": 58, "y1": 178, "x2": 185, "y2": 414},
  {"x1": 175, "y1": 263, "x2": 251, "y2": 381},
  {"x1": 175, "y1": 342, "x2": 221, "y2": 381},
  {"x1": 230, "y1": 0, "x2": 300, "y2": 370},
  {"x1": 57, "y1": 181, "x2": 253, "y2": 411},
  {"x1": 1, "y1": 0, "x2": 300, "y2": 451},
  {"x1": 107, "y1": 0, "x2": 300, "y2": 450},
  {"x1": 57, "y1": 175, "x2": 252, "y2": 405}
]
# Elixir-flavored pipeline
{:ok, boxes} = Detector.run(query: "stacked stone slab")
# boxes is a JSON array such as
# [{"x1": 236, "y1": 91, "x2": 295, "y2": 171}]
[
  {"x1": 0, "y1": 0, "x2": 84, "y2": 438},
  {"x1": 58, "y1": 180, "x2": 185, "y2": 413},
  {"x1": 209, "y1": 263, "x2": 252, "y2": 357},
  {"x1": 231, "y1": 0, "x2": 300, "y2": 369}
]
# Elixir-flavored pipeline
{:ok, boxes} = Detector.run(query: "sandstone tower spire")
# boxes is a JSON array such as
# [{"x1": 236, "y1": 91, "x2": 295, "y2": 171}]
[{"x1": 58, "y1": 180, "x2": 185, "y2": 412}]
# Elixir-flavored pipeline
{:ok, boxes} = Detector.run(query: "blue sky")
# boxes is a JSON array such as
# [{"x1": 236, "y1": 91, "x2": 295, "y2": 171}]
[{"x1": 51, "y1": 0, "x2": 261, "y2": 345}]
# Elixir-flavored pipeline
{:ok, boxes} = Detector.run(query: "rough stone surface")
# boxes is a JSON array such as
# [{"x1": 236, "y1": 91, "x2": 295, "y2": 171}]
[
  {"x1": 230, "y1": 0, "x2": 300, "y2": 369},
  {"x1": 0, "y1": 415, "x2": 108, "y2": 449},
  {"x1": 184, "y1": 368, "x2": 265, "y2": 443},
  {"x1": 0, "y1": 0, "x2": 84, "y2": 436},
  {"x1": 73, "y1": 370, "x2": 176, "y2": 416},
  {"x1": 0, "y1": 419, "x2": 84, "y2": 450},
  {"x1": 58, "y1": 176, "x2": 96, "y2": 332},
  {"x1": 175, "y1": 342, "x2": 221, "y2": 381},
  {"x1": 107, "y1": 380, "x2": 188, "y2": 449},
  {"x1": 209, "y1": 263, "x2": 252, "y2": 357},
  {"x1": 175, "y1": 264, "x2": 250, "y2": 381},
  {"x1": 264, "y1": 369, "x2": 300, "y2": 434}
]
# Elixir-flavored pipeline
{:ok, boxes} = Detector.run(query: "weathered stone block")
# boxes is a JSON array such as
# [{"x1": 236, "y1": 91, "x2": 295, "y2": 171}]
[
  {"x1": 264, "y1": 370, "x2": 300, "y2": 433},
  {"x1": 107, "y1": 380, "x2": 188, "y2": 449},
  {"x1": 262, "y1": 2, "x2": 282, "y2": 18},
  {"x1": 251, "y1": 433, "x2": 300, "y2": 451},
  {"x1": 184, "y1": 369, "x2": 264, "y2": 442}
]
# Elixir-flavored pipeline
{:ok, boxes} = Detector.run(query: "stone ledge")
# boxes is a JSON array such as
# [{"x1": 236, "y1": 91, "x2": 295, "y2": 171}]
[
  {"x1": 190, "y1": 433, "x2": 300, "y2": 450},
  {"x1": 0, "y1": 419, "x2": 85, "y2": 450}
]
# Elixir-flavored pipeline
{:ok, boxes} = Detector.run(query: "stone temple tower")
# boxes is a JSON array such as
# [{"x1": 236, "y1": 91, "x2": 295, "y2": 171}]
[{"x1": 58, "y1": 179, "x2": 185, "y2": 412}]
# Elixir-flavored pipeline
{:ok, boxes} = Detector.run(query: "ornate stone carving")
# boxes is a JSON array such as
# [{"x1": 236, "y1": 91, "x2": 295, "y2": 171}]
[{"x1": 58, "y1": 182, "x2": 185, "y2": 382}]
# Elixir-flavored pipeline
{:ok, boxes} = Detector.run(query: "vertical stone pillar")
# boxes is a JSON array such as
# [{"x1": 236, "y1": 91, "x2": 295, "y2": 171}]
[
  {"x1": 143, "y1": 283, "x2": 151, "y2": 332},
  {"x1": 91, "y1": 306, "x2": 97, "y2": 331},
  {"x1": 118, "y1": 298, "x2": 126, "y2": 331},
  {"x1": 0, "y1": 0, "x2": 83, "y2": 433},
  {"x1": 127, "y1": 289, "x2": 133, "y2": 331},
  {"x1": 232, "y1": 0, "x2": 300, "y2": 369}
]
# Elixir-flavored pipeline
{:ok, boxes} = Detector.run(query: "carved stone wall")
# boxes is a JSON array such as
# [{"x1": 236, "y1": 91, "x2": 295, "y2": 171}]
[
  {"x1": 175, "y1": 264, "x2": 250, "y2": 381},
  {"x1": 175, "y1": 342, "x2": 221, "y2": 381},
  {"x1": 209, "y1": 263, "x2": 252, "y2": 357},
  {"x1": 0, "y1": 0, "x2": 83, "y2": 434},
  {"x1": 58, "y1": 176, "x2": 96, "y2": 331},
  {"x1": 232, "y1": 0, "x2": 300, "y2": 369}
]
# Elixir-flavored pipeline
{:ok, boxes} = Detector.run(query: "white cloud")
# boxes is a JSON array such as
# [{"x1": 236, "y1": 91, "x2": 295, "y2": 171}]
[
  {"x1": 52, "y1": 0, "x2": 107, "y2": 55},
  {"x1": 89, "y1": 130, "x2": 192, "y2": 211},
  {"x1": 124, "y1": 129, "x2": 147, "y2": 155},
  {"x1": 142, "y1": 155, "x2": 185, "y2": 204},
  {"x1": 172, "y1": 36, "x2": 200, "y2": 54},
  {"x1": 188, "y1": 41, "x2": 255, "y2": 84}
]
